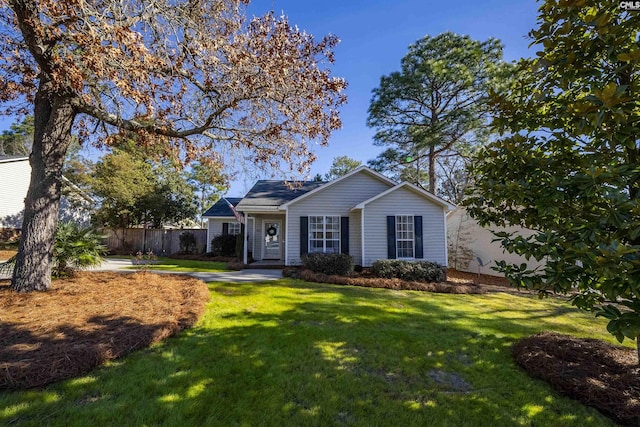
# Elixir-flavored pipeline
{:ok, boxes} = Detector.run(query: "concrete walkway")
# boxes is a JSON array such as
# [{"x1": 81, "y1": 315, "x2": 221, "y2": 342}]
[{"x1": 93, "y1": 258, "x2": 282, "y2": 283}]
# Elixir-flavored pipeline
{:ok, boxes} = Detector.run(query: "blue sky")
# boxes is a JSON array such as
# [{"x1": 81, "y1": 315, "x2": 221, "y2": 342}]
[
  {"x1": 231, "y1": 0, "x2": 541, "y2": 195},
  {"x1": 0, "y1": 0, "x2": 541, "y2": 197}
]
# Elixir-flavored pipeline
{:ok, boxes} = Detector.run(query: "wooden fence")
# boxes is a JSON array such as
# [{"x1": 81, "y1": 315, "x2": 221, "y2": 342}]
[{"x1": 102, "y1": 228, "x2": 208, "y2": 256}]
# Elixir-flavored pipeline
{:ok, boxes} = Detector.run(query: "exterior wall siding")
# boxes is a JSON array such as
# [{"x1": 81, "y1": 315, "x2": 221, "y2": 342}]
[
  {"x1": 447, "y1": 208, "x2": 546, "y2": 277},
  {"x1": 286, "y1": 172, "x2": 393, "y2": 265},
  {"x1": 0, "y1": 159, "x2": 31, "y2": 228},
  {"x1": 0, "y1": 159, "x2": 92, "y2": 229},
  {"x1": 362, "y1": 187, "x2": 447, "y2": 267},
  {"x1": 349, "y1": 211, "x2": 362, "y2": 265}
]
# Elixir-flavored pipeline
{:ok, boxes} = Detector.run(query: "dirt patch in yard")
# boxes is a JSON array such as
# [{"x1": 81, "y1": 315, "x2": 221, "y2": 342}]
[
  {"x1": 0, "y1": 272, "x2": 209, "y2": 390},
  {"x1": 513, "y1": 332, "x2": 640, "y2": 426}
]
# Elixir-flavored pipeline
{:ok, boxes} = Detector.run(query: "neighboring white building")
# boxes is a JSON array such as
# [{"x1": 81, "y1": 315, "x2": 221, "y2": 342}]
[
  {"x1": 0, "y1": 156, "x2": 94, "y2": 231},
  {"x1": 446, "y1": 207, "x2": 546, "y2": 277},
  {"x1": 204, "y1": 166, "x2": 456, "y2": 266},
  {"x1": 0, "y1": 156, "x2": 31, "y2": 229}
]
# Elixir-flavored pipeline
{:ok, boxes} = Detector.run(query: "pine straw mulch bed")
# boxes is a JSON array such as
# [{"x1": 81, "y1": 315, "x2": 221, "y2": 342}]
[
  {"x1": 0, "y1": 272, "x2": 210, "y2": 390},
  {"x1": 286, "y1": 268, "x2": 517, "y2": 295},
  {"x1": 513, "y1": 332, "x2": 640, "y2": 426}
]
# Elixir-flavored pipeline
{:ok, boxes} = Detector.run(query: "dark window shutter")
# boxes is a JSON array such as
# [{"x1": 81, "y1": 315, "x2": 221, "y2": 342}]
[
  {"x1": 300, "y1": 216, "x2": 308, "y2": 256},
  {"x1": 222, "y1": 222, "x2": 229, "y2": 235},
  {"x1": 387, "y1": 216, "x2": 396, "y2": 259},
  {"x1": 414, "y1": 216, "x2": 423, "y2": 259},
  {"x1": 340, "y1": 217, "x2": 349, "y2": 254}
]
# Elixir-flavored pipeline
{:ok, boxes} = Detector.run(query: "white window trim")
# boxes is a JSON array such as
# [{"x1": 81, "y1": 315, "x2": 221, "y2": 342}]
[
  {"x1": 228, "y1": 222, "x2": 241, "y2": 235},
  {"x1": 396, "y1": 214, "x2": 415, "y2": 259},
  {"x1": 308, "y1": 215, "x2": 341, "y2": 254}
]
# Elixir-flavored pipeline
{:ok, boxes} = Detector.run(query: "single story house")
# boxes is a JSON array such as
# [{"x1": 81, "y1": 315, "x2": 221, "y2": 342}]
[
  {"x1": 204, "y1": 166, "x2": 455, "y2": 266},
  {"x1": 0, "y1": 155, "x2": 94, "y2": 234},
  {"x1": 446, "y1": 207, "x2": 547, "y2": 276}
]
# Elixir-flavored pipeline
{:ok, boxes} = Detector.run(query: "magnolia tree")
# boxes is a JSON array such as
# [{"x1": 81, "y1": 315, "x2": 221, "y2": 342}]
[
  {"x1": 0, "y1": 0, "x2": 346, "y2": 291},
  {"x1": 465, "y1": 2, "x2": 640, "y2": 358}
]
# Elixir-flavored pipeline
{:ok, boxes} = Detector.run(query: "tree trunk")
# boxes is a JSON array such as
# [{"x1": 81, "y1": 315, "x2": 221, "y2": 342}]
[
  {"x1": 11, "y1": 90, "x2": 76, "y2": 292},
  {"x1": 428, "y1": 145, "x2": 436, "y2": 194}
]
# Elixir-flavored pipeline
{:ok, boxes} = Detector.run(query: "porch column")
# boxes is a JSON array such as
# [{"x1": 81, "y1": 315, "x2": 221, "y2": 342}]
[
  {"x1": 360, "y1": 206, "x2": 365, "y2": 267},
  {"x1": 243, "y1": 215, "x2": 250, "y2": 265}
]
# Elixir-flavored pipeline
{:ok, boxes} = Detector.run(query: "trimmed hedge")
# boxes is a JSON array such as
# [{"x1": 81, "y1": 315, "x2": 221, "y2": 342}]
[
  {"x1": 299, "y1": 270, "x2": 484, "y2": 294},
  {"x1": 211, "y1": 234, "x2": 236, "y2": 257},
  {"x1": 301, "y1": 252, "x2": 354, "y2": 276},
  {"x1": 371, "y1": 260, "x2": 446, "y2": 283}
]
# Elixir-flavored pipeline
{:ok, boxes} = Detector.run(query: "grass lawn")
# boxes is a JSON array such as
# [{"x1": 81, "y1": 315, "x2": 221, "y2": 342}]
[
  {"x1": 125, "y1": 256, "x2": 228, "y2": 272},
  {"x1": 0, "y1": 278, "x2": 627, "y2": 426}
]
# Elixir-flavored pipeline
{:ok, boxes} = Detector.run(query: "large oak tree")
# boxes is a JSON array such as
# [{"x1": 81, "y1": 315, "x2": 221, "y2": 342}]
[
  {"x1": 465, "y1": 1, "x2": 640, "y2": 359},
  {"x1": 0, "y1": 0, "x2": 346, "y2": 291}
]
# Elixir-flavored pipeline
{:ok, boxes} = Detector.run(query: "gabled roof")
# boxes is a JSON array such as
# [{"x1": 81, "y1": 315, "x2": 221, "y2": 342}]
[
  {"x1": 352, "y1": 182, "x2": 456, "y2": 211},
  {"x1": 203, "y1": 197, "x2": 243, "y2": 217},
  {"x1": 236, "y1": 180, "x2": 325, "y2": 212},
  {"x1": 279, "y1": 166, "x2": 397, "y2": 209}
]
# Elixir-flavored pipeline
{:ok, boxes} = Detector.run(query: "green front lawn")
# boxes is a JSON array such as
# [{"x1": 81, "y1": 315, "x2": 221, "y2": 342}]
[
  {"x1": 127, "y1": 256, "x2": 228, "y2": 272},
  {"x1": 0, "y1": 279, "x2": 626, "y2": 426}
]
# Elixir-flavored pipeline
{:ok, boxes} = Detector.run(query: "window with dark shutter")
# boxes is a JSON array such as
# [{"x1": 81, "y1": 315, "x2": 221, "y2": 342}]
[
  {"x1": 387, "y1": 216, "x2": 396, "y2": 259},
  {"x1": 340, "y1": 217, "x2": 349, "y2": 254},
  {"x1": 414, "y1": 216, "x2": 423, "y2": 259},
  {"x1": 300, "y1": 216, "x2": 308, "y2": 256}
]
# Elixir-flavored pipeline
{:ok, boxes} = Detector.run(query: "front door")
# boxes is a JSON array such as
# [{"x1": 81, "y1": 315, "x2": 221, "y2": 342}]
[{"x1": 263, "y1": 220, "x2": 281, "y2": 260}]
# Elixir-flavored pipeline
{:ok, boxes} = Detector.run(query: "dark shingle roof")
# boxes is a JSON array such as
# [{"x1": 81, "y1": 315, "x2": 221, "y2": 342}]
[
  {"x1": 236, "y1": 180, "x2": 325, "y2": 210},
  {"x1": 202, "y1": 197, "x2": 243, "y2": 217}
]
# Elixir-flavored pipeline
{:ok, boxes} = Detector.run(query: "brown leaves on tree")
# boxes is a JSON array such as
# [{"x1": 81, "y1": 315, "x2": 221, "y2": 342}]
[{"x1": 0, "y1": 0, "x2": 347, "y2": 176}]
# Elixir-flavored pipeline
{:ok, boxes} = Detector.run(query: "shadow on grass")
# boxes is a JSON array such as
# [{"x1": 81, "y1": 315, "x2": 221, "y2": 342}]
[
  {"x1": 0, "y1": 279, "x2": 615, "y2": 426},
  {"x1": 0, "y1": 315, "x2": 177, "y2": 390}
]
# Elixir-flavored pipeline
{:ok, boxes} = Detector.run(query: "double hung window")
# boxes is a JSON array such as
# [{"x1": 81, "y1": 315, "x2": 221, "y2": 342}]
[
  {"x1": 228, "y1": 222, "x2": 241, "y2": 235},
  {"x1": 396, "y1": 215, "x2": 414, "y2": 258},
  {"x1": 309, "y1": 216, "x2": 340, "y2": 253}
]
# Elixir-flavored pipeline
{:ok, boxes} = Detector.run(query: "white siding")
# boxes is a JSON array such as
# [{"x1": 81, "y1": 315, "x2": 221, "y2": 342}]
[
  {"x1": 363, "y1": 187, "x2": 447, "y2": 267},
  {"x1": 0, "y1": 158, "x2": 93, "y2": 229},
  {"x1": 349, "y1": 211, "x2": 362, "y2": 265},
  {"x1": 0, "y1": 159, "x2": 30, "y2": 228},
  {"x1": 447, "y1": 208, "x2": 546, "y2": 277},
  {"x1": 286, "y1": 172, "x2": 393, "y2": 265}
]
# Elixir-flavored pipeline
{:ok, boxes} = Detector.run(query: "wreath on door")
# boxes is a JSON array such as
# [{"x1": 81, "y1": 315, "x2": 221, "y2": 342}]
[{"x1": 267, "y1": 226, "x2": 277, "y2": 236}]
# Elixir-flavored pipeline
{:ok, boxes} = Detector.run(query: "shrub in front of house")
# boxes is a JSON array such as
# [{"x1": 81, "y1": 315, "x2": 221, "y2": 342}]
[
  {"x1": 302, "y1": 252, "x2": 354, "y2": 276},
  {"x1": 211, "y1": 234, "x2": 236, "y2": 257},
  {"x1": 371, "y1": 260, "x2": 446, "y2": 283}
]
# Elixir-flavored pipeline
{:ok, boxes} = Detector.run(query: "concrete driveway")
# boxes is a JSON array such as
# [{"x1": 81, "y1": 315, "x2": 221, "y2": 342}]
[{"x1": 94, "y1": 258, "x2": 282, "y2": 283}]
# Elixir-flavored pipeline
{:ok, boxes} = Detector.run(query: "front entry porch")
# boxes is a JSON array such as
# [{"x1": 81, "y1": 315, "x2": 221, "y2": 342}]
[
  {"x1": 243, "y1": 213, "x2": 286, "y2": 265},
  {"x1": 244, "y1": 260, "x2": 285, "y2": 269}
]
